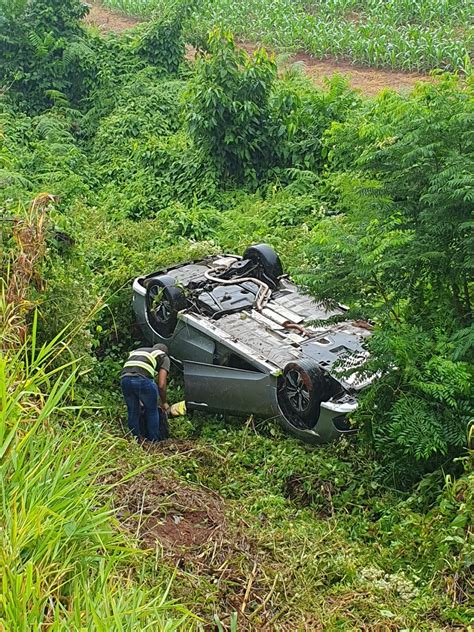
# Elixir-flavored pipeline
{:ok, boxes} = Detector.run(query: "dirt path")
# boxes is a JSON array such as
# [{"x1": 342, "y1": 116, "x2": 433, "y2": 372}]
[
  {"x1": 84, "y1": 3, "x2": 142, "y2": 32},
  {"x1": 243, "y1": 45, "x2": 430, "y2": 96},
  {"x1": 85, "y1": 2, "x2": 429, "y2": 96}
]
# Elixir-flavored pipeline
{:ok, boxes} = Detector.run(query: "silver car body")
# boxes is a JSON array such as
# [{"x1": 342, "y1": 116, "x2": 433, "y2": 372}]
[{"x1": 132, "y1": 254, "x2": 373, "y2": 444}]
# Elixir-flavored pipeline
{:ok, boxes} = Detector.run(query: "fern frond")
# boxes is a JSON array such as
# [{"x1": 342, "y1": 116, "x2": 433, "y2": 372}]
[
  {"x1": 34, "y1": 114, "x2": 71, "y2": 141},
  {"x1": 28, "y1": 31, "x2": 48, "y2": 56},
  {"x1": 0, "y1": 167, "x2": 32, "y2": 189}
]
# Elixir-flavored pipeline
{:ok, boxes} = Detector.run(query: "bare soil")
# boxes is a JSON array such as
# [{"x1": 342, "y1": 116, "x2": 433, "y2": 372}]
[
  {"x1": 84, "y1": 3, "x2": 142, "y2": 32},
  {"x1": 283, "y1": 53, "x2": 429, "y2": 96},
  {"x1": 84, "y1": 2, "x2": 430, "y2": 96},
  {"x1": 109, "y1": 463, "x2": 225, "y2": 552}
]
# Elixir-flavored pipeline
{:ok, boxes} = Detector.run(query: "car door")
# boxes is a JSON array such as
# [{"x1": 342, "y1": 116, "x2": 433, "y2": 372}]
[{"x1": 183, "y1": 361, "x2": 280, "y2": 418}]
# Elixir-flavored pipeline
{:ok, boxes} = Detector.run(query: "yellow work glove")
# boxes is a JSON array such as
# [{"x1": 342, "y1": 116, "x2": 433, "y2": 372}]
[{"x1": 169, "y1": 401, "x2": 187, "y2": 417}]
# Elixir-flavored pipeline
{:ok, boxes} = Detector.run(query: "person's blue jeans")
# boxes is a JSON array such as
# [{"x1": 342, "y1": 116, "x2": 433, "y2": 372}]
[{"x1": 120, "y1": 375, "x2": 160, "y2": 441}]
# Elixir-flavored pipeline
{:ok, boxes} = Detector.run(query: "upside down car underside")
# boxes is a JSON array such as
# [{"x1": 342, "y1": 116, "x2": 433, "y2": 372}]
[
  {"x1": 133, "y1": 245, "x2": 375, "y2": 444},
  {"x1": 153, "y1": 258, "x2": 372, "y2": 390}
]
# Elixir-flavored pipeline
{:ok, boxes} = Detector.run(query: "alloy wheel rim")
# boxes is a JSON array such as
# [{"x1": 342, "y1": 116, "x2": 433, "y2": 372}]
[
  {"x1": 285, "y1": 369, "x2": 311, "y2": 412},
  {"x1": 155, "y1": 297, "x2": 172, "y2": 322}
]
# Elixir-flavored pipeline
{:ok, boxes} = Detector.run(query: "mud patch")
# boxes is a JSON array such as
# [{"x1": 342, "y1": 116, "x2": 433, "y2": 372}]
[{"x1": 111, "y1": 470, "x2": 225, "y2": 552}]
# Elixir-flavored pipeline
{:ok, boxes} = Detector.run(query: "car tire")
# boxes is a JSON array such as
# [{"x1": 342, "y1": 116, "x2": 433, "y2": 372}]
[
  {"x1": 243, "y1": 244, "x2": 283, "y2": 287},
  {"x1": 278, "y1": 359, "x2": 331, "y2": 432},
  {"x1": 145, "y1": 275, "x2": 187, "y2": 338}
]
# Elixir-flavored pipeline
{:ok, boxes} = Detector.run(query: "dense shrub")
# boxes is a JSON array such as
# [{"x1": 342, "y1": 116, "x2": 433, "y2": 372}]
[
  {"x1": 187, "y1": 30, "x2": 278, "y2": 185},
  {"x1": 300, "y1": 76, "x2": 474, "y2": 483},
  {"x1": 356, "y1": 326, "x2": 472, "y2": 484},
  {"x1": 0, "y1": 0, "x2": 97, "y2": 112},
  {"x1": 322, "y1": 76, "x2": 473, "y2": 326},
  {"x1": 134, "y1": 1, "x2": 193, "y2": 74},
  {"x1": 187, "y1": 34, "x2": 363, "y2": 185},
  {"x1": 0, "y1": 104, "x2": 91, "y2": 208},
  {"x1": 272, "y1": 72, "x2": 361, "y2": 172}
]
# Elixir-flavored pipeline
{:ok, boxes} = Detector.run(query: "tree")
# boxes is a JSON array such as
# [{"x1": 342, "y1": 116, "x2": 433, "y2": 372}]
[
  {"x1": 187, "y1": 30, "x2": 277, "y2": 185},
  {"x1": 301, "y1": 76, "x2": 474, "y2": 484}
]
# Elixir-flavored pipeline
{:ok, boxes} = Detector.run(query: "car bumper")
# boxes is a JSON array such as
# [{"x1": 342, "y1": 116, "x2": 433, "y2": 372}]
[{"x1": 275, "y1": 390, "x2": 357, "y2": 444}]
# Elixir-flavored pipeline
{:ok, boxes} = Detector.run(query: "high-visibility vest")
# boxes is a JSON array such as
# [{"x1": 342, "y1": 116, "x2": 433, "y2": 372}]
[{"x1": 123, "y1": 348, "x2": 165, "y2": 378}]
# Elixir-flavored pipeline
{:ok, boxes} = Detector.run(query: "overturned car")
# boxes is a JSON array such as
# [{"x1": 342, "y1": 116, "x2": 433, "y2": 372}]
[{"x1": 132, "y1": 244, "x2": 374, "y2": 444}]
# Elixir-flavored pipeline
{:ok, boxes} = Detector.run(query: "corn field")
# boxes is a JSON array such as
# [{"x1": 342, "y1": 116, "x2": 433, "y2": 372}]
[{"x1": 103, "y1": 0, "x2": 473, "y2": 72}]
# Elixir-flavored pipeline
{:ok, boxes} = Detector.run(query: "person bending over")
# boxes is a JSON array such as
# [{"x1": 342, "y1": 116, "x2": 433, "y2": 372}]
[{"x1": 120, "y1": 343, "x2": 170, "y2": 441}]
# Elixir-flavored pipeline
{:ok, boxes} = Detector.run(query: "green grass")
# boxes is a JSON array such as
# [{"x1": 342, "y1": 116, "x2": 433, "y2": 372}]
[
  {"x1": 0, "y1": 299, "x2": 192, "y2": 630},
  {"x1": 100, "y1": 405, "x2": 474, "y2": 629},
  {"x1": 102, "y1": 0, "x2": 473, "y2": 72}
]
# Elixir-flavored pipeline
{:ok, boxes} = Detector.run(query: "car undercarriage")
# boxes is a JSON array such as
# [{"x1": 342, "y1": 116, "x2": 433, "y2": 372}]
[{"x1": 133, "y1": 244, "x2": 375, "y2": 444}]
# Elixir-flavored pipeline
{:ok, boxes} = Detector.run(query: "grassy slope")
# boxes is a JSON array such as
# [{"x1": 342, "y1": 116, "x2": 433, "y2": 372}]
[
  {"x1": 102, "y1": 0, "x2": 473, "y2": 72},
  {"x1": 106, "y1": 402, "x2": 473, "y2": 630},
  {"x1": 63, "y1": 192, "x2": 472, "y2": 628},
  {"x1": 2, "y1": 297, "x2": 471, "y2": 629}
]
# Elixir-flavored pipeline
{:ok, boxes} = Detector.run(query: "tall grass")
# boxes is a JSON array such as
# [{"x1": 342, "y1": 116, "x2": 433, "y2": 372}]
[{"x1": 0, "y1": 283, "x2": 191, "y2": 629}]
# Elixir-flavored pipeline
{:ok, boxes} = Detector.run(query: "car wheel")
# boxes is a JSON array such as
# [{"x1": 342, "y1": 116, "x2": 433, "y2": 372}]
[
  {"x1": 145, "y1": 275, "x2": 187, "y2": 338},
  {"x1": 278, "y1": 359, "x2": 331, "y2": 432},
  {"x1": 243, "y1": 244, "x2": 283, "y2": 287}
]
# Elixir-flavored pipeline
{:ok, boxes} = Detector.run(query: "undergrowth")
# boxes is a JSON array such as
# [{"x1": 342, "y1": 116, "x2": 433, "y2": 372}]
[
  {"x1": 1, "y1": 1, "x2": 472, "y2": 628},
  {"x1": 100, "y1": 404, "x2": 474, "y2": 629}
]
